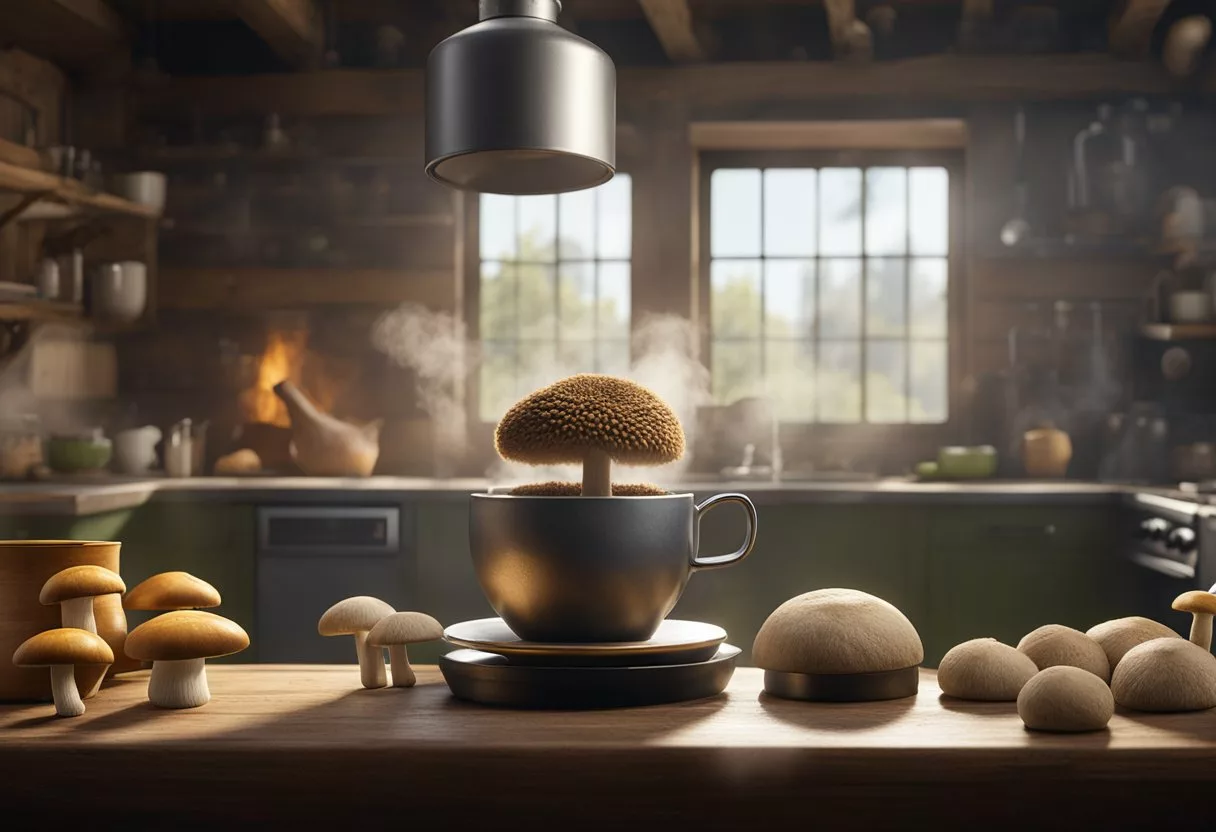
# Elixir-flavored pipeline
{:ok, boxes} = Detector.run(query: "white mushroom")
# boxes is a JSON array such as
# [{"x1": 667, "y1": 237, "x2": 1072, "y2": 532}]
[
  {"x1": 367, "y1": 612, "x2": 444, "y2": 688},
  {"x1": 318, "y1": 596, "x2": 395, "y2": 689},
  {"x1": 12, "y1": 628, "x2": 114, "y2": 717}
]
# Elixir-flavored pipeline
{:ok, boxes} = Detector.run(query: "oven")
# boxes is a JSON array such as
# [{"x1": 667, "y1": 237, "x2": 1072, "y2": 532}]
[{"x1": 1123, "y1": 492, "x2": 1209, "y2": 635}]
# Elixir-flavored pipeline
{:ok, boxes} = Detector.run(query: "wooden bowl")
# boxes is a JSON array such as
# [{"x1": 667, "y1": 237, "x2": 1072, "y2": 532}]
[{"x1": 0, "y1": 540, "x2": 125, "y2": 702}]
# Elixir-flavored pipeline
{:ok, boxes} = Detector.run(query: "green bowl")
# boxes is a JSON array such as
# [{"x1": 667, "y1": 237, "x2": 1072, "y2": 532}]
[
  {"x1": 936, "y1": 445, "x2": 998, "y2": 480},
  {"x1": 47, "y1": 436, "x2": 112, "y2": 473}
]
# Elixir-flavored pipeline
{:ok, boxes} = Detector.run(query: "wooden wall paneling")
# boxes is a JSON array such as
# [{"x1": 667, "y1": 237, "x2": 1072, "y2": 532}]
[
  {"x1": 157, "y1": 267, "x2": 458, "y2": 311},
  {"x1": 232, "y1": 0, "x2": 324, "y2": 69},
  {"x1": 0, "y1": 1, "x2": 128, "y2": 70},
  {"x1": 0, "y1": 49, "x2": 67, "y2": 147},
  {"x1": 973, "y1": 257, "x2": 1164, "y2": 302}
]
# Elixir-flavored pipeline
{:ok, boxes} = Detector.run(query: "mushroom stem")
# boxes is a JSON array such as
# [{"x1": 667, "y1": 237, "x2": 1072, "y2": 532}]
[
  {"x1": 1189, "y1": 613, "x2": 1213, "y2": 652},
  {"x1": 50, "y1": 664, "x2": 85, "y2": 717},
  {"x1": 582, "y1": 447, "x2": 611, "y2": 497},
  {"x1": 387, "y1": 644, "x2": 416, "y2": 688},
  {"x1": 60, "y1": 597, "x2": 96, "y2": 633},
  {"x1": 148, "y1": 658, "x2": 210, "y2": 708},
  {"x1": 354, "y1": 631, "x2": 387, "y2": 689}
]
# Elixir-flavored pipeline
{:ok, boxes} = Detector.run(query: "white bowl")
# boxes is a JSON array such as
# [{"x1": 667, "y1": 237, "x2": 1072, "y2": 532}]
[{"x1": 1169, "y1": 290, "x2": 1211, "y2": 324}]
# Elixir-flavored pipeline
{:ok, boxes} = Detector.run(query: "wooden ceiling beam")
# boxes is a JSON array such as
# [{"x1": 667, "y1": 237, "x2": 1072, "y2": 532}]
[
  {"x1": 232, "y1": 0, "x2": 324, "y2": 69},
  {"x1": 0, "y1": 0, "x2": 128, "y2": 68},
  {"x1": 1109, "y1": 0, "x2": 1172, "y2": 59},
  {"x1": 637, "y1": 0, "x2": 707, "y2": 63}
]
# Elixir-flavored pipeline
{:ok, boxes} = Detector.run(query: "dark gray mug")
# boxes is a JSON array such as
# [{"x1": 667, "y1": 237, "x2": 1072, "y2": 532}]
[{"x1": 469, "y1": 492, "x2": 758, "y2": 644}]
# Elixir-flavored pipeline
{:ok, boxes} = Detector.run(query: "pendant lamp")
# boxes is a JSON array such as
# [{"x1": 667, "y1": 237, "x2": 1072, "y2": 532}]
[{"x1": 425, "y1": 0, "x2": 616, "y2": 195}]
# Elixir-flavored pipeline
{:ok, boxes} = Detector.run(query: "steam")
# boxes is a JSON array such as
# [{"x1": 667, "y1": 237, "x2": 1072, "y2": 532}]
[{"x1": 371, "y1": 306, "x2": 711, "y2": 484}]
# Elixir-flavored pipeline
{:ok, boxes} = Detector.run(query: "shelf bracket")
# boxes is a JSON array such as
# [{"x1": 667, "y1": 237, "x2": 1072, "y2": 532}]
[{"x1": 0, "y1": 190, "x2": 52, "y2": 232}]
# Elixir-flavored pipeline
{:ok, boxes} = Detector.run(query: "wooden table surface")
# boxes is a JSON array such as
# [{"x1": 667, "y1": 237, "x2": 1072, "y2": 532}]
[{"x1": 2, "y1": 665, "x2": 1212, "y2": 829}]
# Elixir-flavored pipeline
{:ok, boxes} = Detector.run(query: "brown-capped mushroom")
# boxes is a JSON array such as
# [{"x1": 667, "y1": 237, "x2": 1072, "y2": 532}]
[
  {"x1": 938, "y1": 638, "x2": 1038, "y2": 701},
  {"x1": 1085, "y1": 616, "x2": 1180, "y2": 672},
  {"x1": 1016, "y1": 624, "x2": 1110, "y2": 682},
  {"x1": 1172, "y1": 590, "x2": 1216, "y2": 651},
  {"x1": 12, "y1": 628, "x2": 114, "y2": 717},
  {"x1": 40, "y1": 565, "x2": 126, "y2": 634},
  {"x1": 124, "y1": 571, "x2": 221, "y2": 611},
  {"x1": 494, "y1": 374, "x2": 685, "y2": 497},
  {"x1": 508, "y1": 481, "x2": 670, "y2": 496},
  {"x1": 124, "y1": 610, "x2": 249, "y2": 709},
  {"x1": 366, "y1": 612, "x2": 443, "y2": 688},
  {"x1": 1111, "y1": 637, "x2": 1216, "y2": 713},
  {"x1": 318, "y1": 596, "x2": 395, "y2": 689},
  {"x1": 1017, "y1": 666, "x2": 1114, "y2": 733}
]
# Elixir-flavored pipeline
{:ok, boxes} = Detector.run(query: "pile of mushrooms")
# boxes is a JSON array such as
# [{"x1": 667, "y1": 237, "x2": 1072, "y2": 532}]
[
  {"x1": 494, "y1": 373, "x2": 685, "y2": 496},
  {"x1": 39, "y1": 565, "x2": 125, "y2": 697},
  {"x1": 318, "y1": 596, "x2": 443, "y2": 689}
]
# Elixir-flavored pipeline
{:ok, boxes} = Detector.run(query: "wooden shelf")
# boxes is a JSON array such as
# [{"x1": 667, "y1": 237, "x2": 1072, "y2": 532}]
[
  {"x1": 0, "y1": 300, "x2": 85, "y2": 324},
  {"x1": 161, "y1": 213, "x2": 453, "y2": 236},
  {"x1": 0, "y1": 159, "x2": 159, "y2": 222},
  {"x1": 158, "y1": 266, "x2": 456, "y2": 311},
  {"x1": 137, "y1": 146, "x2": 415, "y2": 167}
]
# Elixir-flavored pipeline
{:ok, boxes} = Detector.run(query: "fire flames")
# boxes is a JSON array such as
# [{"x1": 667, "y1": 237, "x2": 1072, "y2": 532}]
[{"x1": 242, "y1": 329, "x2": 311, "y2": 427}]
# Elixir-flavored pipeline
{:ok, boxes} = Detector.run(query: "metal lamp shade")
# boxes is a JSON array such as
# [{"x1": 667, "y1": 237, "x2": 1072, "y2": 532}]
[{"x1": 425, "y1": 0, "x2": 616, "y2": 195}]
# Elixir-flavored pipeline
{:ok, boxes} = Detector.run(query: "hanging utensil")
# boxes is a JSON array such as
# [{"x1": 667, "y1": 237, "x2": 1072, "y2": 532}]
[{"x1": 1001, "y1": 107, "x2": 1032, "y2": 247}]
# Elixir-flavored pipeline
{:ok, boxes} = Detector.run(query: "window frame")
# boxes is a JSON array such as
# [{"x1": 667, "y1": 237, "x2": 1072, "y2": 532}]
[
  {"x1": 462, "y1": 171, "x2": 636, "y2": 428},
  {"x1": 696, "y1": 148, "x2": 966, "y2": 443}
]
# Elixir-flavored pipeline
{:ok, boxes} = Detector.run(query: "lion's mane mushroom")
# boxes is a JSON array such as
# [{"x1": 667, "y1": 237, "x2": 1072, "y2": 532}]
[
  {"x1": 12, "y1": 628, "x2": 113, "y2": 717},
  {"x1": 938, "y1": 638, "x2": 1039, "y2": 701},
  {"x1": 494, "y1": 374, "x2": 685, "y2": 497},
  {"x1": 318, "y1": 596, "x2": 395, "y2": 689},
  {"x1": 1086, "y1": 616, "x2": 1180, "y2": 672},
  {"x1": 366, "y1": 612, "x2": 443, "y2": 688},
  {"x1": 1017, "y1": 624, "x2": 1110, "y2": 682},
  {"x1": 124, "y1": 571, "x2": 221, "y2": 611},
  {"x1": 1111, "y1": 637, "x2": 1216, "y2": 713},
  {"x1": 124, "y1": 610, "x2": 249, "y2": 709},
  {"x1": 1172, "y1": 590, "x2": 1216, "y2": 651},
  {"x1": 40, "y1": 565, "x2": 126, "y2": 633}
]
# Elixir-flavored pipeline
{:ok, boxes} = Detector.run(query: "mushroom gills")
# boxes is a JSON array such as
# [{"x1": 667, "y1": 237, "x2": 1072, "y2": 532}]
[
  {"x1": 354, "y1": 632, "x2": 387, "y2": 689},
  {"x1": 59, "y1": 596, "x2": 97, "y2": 633},
  {"x1": 50, "y1": 664, "x2": 85, "y2": 717},
  {"x1": 148, "y1": 658, "x2": 211, "y2": 709}
]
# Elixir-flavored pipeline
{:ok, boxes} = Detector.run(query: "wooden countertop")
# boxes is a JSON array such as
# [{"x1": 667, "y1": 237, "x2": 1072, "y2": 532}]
[{"x1": 1, "y1": 665, "x2": 1213, "y2": 829}]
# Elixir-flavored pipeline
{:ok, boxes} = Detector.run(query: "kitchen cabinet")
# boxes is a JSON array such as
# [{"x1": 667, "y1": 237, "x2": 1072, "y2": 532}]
[
  {"x1": 923, "y1": 505, "x2": 1135, "y2": 665},
  {"x1": 673, "y1": 503, "x2": 930, "y2": 665},
  {"x1": 412, "y1": 499, "x2": 494, "y2": 664}
]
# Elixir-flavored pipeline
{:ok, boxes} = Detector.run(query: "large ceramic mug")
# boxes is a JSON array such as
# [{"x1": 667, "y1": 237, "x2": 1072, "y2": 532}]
[{"x1": 469, "y1": 492, "x2": 758, "y2": 643}]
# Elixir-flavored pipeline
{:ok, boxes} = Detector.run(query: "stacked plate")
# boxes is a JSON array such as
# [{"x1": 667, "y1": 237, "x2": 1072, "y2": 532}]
[{"x1": 440, "y1": 618, "x2": 740, "y2": 709}]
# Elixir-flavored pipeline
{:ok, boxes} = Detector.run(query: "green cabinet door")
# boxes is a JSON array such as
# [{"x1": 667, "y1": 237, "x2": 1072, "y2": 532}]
[
  {"x1": 672, "y1": 502, "x2": 930, "y2": 666},
  {"x1": 924, "y1": 505, "x2": 1135, "y2": 666}
]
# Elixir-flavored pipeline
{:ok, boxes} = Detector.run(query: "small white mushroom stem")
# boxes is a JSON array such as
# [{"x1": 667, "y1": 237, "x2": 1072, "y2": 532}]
[
  {"x1": 60, "y1": 597, "x2": 97, "y2": 633},
  {"x1": 387, "y1": 645, "x2": 416, "y2": 688},
  {"x1": 50, "y1": 664, "x2": 85, "y2": 717},
  {"x1": 354, "y1": 631, "x2": 387, "y2": 689},
  {"x1": 147, "y1": 659, "x2": 210, "y2": 709},
  {"x1": 582, "y1": 447, "x2": 611, "y2": 497},
  {"x1": 1190, "y1": 613, "x2": 1213, "y2": 652}
]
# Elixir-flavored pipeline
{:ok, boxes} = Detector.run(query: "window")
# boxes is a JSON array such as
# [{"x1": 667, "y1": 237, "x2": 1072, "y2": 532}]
[
  {"x1": 704, "y1": 158, "x2": 952, "y2": 424},
  {"x1": 477, "y1": 176, "x2": 632, "y2": 421}
]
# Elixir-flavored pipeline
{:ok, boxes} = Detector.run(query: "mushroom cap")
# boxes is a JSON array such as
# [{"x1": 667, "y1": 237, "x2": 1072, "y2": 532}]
[
  {"x1": 494, "y1": 374, "x2": 685, "y2": 467},
  {"x1": 508, "y1": 481, "x2": 670, "y2": 497},
  {"x1": 13, "y1": 628, "x2": 114, "y2": 667},
  {"x1": 1017, "y1": 666, "x2": 1114, "y2": 733},
  {"x1": 39, "y1": 565, "x2": 126, "y2": 605},
  {"x1": 1085, "y1": 616, "x2": 1180, "y2": 671},
  {"x1": 124, "y1": 571, "x2": 221, "y2": 611},
  {"x1": 1111, "y1": 637, "x2": 1216, "y2": 713},
  {"x1": 367, "y1": 611, "x2": 443, "y2": 647},
  {"x1": 938, "y1": 638, "x2": 1039, "y2": 701},
  {"x1": 1017, "y1": 624, "x2": 1111, "y2": 682},
  {"x1": 124, "y1": 610, "x2": 249, "y2": 662},
  {"x1": 318, "y1": 596, "x2": 395, "y2": 636},
  {"x1": 1173, "y1": 590, "x2": 1216, "y2": 615},
  {"x1": 752, "y1": 588, "x2": 924, "y2": 674}
]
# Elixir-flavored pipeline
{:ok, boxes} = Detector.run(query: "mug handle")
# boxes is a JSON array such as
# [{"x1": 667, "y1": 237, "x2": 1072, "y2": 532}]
[{"x1": 691, "y1": 492, "x2": 758, "y2": 570}]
